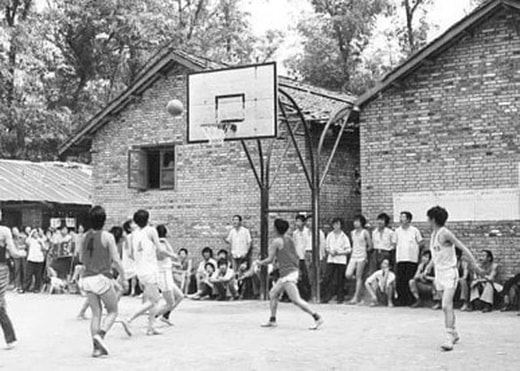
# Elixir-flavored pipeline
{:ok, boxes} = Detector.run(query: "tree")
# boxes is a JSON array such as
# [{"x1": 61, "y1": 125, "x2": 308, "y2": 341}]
[
  {"x1": 287, "y1": 0, "x2": 390, "y2": 94},
  {"x1": 401, "y1": 0, "x2": 432, "y2": 54}
]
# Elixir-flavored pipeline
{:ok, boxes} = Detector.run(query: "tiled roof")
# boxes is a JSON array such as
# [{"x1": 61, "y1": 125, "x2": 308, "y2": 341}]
[{"x1": 0, "y1": 160, "x2": 92, "y2": 205}]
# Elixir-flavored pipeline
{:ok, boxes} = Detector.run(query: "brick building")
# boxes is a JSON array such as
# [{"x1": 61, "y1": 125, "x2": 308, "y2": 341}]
[
  {"x1": 59, "y1": 50, "x2": 360, "y2": 258},
  {"x1": 357, "y1": 0, "x2": 520, "y2": 277}
]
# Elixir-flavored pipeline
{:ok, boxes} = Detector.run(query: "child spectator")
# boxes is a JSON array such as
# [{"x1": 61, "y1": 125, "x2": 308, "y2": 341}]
[
  {"x1": 188, "y1": 263, "x2": 216, "y2": 300},
  {"x1": 409, "y1": 250, "x2": 439, "y2": 308},
  {"x1": 217, "y1": 249, "x2": 230, "y2": 262},
  {"x1": 195, "y1": 247, "x2": 217, "y2": 291},
  {"x1": 365, "y1": 258, "x2": 396, "y2": 307},
  {"x1": 172, "y1": 248, "x2": 192, "y2": 295},
  {"x1": 210, "y1": 259, "x2": 238, "y2": 301},
  {"x1": 322, "y1": 218, "x2": 350, "y2": 304}
]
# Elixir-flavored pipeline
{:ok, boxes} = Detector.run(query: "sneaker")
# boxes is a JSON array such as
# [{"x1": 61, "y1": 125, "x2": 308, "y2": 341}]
[
  {"x1": 119, "y1": 320, "x2": 133, "y2": 337},
  {"x1": 160, "y1": 317, "x2": 174, "y2": 327},
  {"x1": 5, "y1": 341, "x2": 16, "y2": 350},
  {"x1": 432, "y1": 302, "x2": 442, "y2": 310},
  {"x1": 440, "y1": 334, "x2": 454, "y2": 351},
  {"x1": 93, "y1": 335, "x2": 109, "y2": 356},
  {"x1": 92, "y1": 348, "x2": 103, "y2": 358},
  {"x1": 410, "y1": 299, "x2": 421, "y2": 308},
  {"x1": 309, "y1": 317, "x2": 324, "y2": 330},
  {"x1": 261, "y1": 321, "x2": 277, "y2": 328}
]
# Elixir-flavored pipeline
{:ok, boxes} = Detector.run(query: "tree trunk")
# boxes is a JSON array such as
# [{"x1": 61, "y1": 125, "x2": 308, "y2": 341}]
[{"x1": 404, "y1": 0, "x2": 415, "y2": 52}]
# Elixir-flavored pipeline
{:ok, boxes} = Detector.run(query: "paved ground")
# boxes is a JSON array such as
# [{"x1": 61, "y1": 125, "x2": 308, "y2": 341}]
[{"x1": 1, "y1": 293, "x2": 519, "y2": 371}]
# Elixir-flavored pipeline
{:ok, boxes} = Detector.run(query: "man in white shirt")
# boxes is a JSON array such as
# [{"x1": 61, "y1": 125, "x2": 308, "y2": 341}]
[
  {"x1": 370, "y1": 213, "x2": 395, "y2": 274},
  {"x1": 210, "y1": 259, "x2": 238, "y2": 300},
  {"x1": 393, "y1": 211, "x2": 423, "y2": 306},
  {"x1": 322, "y1": 218, "x2": 351, "y2": 304},
  {"x1": 292, "y1": 215, "x2": 311, "y2": 301},
  {"x1": 224, "y1": 215, "x2": 252, "y2": 272},
  {"x1": 24, "y1": 229, "x2": 47, "y2": 293},
  {"x1": 365, "y1": 258, "x2": 396, "y2": 307}
]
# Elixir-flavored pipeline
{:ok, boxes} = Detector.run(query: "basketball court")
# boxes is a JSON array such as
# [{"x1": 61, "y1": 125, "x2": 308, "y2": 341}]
[{"x1": 2, "y1": 293, "x2": 519, "y2": 370}]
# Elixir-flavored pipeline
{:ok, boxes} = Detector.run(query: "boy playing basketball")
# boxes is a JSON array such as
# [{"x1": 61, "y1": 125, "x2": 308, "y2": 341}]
[
  {"x1": 426, "y1": 206, "x2": 483, "y2": 351},
  {"x1": 256, "y1": 219, "x2": 323, "y2": 330}
]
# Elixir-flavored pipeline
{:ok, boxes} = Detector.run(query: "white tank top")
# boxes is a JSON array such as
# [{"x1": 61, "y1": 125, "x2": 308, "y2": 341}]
[
  {"x1": 132, "y1": 227, "x2": 158, "y2": 277},
  {"x1": 430, "y1": 227, "x2": 457, "y2": 271},
  {"x1": 351, "y1": 229, "x2": 368, "y2": 260}
]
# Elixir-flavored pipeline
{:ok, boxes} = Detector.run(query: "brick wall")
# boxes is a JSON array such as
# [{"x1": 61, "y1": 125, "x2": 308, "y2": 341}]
[
  {"x1": 91, "y1": 65, "x2": 360, "y2": 265},
  {"x1": 360, "y1": 9, "x2": 520, "y2": 278}
]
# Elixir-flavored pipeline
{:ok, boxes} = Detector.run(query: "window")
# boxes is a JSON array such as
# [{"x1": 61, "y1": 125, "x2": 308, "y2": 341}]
[{"x1": 128, "y1": 145, "x2": 176, "y2": 190}]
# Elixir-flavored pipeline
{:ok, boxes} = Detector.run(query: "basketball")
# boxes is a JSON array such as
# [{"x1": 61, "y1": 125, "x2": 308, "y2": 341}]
[{"x1": 167, "y1": 99, "x2": 184, "y2": 117}]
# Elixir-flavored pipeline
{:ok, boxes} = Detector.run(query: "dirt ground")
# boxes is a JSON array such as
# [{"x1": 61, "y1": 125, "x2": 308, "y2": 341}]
[{"x1": 1, "y1": 292, "x2": 519, "y2": 371}]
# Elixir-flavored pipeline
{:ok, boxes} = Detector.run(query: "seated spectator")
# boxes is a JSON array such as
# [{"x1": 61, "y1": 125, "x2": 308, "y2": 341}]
[
  {"x1": 322, "y1": 218, "x2": 350, "y2": 304},
  {"x1": 188, "y1": 263, "x2": 216, "y2": 300},
  {"x1": 195, "y1": 247, "x2": 217, "y2": 291},
  {"x1": 470, "y1": 250, "x2": 500, "y2": 313},
  {"x1": 210, "y1": 259, "x2": 238, "y2": 301},
  {"x1": 409, "y1": 251, "x2": 440, "y2": 308},
  {"x1": 500, "y1": 272, "x2": 520, "y2": 313},
  {"x1": 365, "y1": 258, "x2": 396, "y2": 307},
  {"x1": 173, "y1": 248, "x2": 192, "y2": 295},
  {"x1": 237, "y1": 261, "x2": 261, "y2": 300},
  {"x1": 456, "y1": 249, "x2": 471, "y2": 311},
  {"x1": 217, "y1": 249, "x2": 230, "y2": 262}
]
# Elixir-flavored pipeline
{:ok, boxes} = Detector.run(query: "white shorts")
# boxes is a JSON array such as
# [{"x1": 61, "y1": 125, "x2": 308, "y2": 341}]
[
  {"x1": 270, "y1": 270, "x2": 299, "y2": 296},
  {"x1": 138, "y1": 273, "x2": 159, "y2": 286},
  {"x1": 158, "y1": 271, "x2": 174, "y2": 292},
  {"x1": 434, "y1": 268, "x2": 459, "y2": 291},
  {"x1": 346, "y1": 258, "x2": 367, "y2": 277},
  {"x1": 82, "y1": 275, "x2": 113, "y2": 295},
  {"x1": 279, "y1": 270, "x2": 299, "y2": 284}
]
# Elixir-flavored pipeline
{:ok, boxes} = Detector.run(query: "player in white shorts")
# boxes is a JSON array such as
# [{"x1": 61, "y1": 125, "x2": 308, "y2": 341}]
[
  {"x1": 426, "y1": 206, "x2": 483, "y2": 351},
  {"x1": 120, "y1": 210, "x2": 170, "y2": 336},
  {"x1": 155, "y1": 225, "x2": 184, "y2": 326}
]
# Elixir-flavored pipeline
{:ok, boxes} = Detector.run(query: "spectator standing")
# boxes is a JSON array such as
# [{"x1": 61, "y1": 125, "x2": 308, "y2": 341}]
[
  {"x1": 293, "y1": 214, "x2": 312, "y2": 301},
  {"x1": 394, "y1": 211, "x2": 423, "y2": 306},
  {"x1": 11, "y1": 227, "x2": 27, "y2": 293},
  {"x1": 346, "y1": 215, "x2": 372, "y2": 304},
  {"x1": 371, "y1": 213, "x2": 395, "y2": 273},
  {"x1": 322, "y1": 218, "x2": 350, "y2": 304},
  {"x1": 224, "y1": 215, "x2": 252, "y2": 272},
  {"x1": 24, "y1": 228, "x2": 48, "y2": 293}
]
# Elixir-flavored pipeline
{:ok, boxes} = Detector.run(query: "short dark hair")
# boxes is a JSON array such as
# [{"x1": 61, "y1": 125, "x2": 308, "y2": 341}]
[
  {"x1": 204, "y1": 262, "x2": 215, "y2": 271},
  {"x1": 217, "y1": 249, "x2": 228, "y2": 257},
  {"x1": 295, "y1": 214, "x2": 306, "y2": 222},
  {"x1": 377, "y1": 213, "x2": 391, "y2": 226},
  {"x1": 179, "y1": 248, "x2": 188, "y2": 255},
  {"x1": 110, "y1": 226, "x2": 123, "y2": 244},
  {"x1": 156, "y1": 224, "x2": 167, "y2": 238},
  {"x1": 89, "y1": 206, "x2": 106, "y2": 230},
  {"x1": 274, "y1": 219, "x2": 290, "y2": 235},
  {"x1": 122, "y1": 220, "x2": 133, "y2": 234},
  {"x1": 401, "y1": 211, "x2": 413, "y2": 222},
  {"x1": 133, "y1": 209, "x2": 149, "y2": 228},
  {"x1": 353, "y1": 214, "x2": 367, "y2": 228},
  {"x1": 427, "y1": 206, "x2": 449, "y2": 227},
  {"x1": 422, "y1": 250, "x2": 432, "y2": 260},
  {"x1": 202, "y1": 247, "x2": 213, "y2": 257},
  {"x1": 483, "y1": 249, "x2": 494, "y2": 262},
  {"x1": 217, "y1": 258, "x2": 229, "y2": 268},
  {"x1": 331, "y1": 217, "x2": 343, "y2": 227},
  {"x1": 233, "y1": 215, "x2": 242, "y2": 222}
]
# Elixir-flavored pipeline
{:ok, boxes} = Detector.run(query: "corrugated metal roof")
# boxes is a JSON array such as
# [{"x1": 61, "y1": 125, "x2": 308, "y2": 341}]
[{"x1": 0, "y1": 160, "x2": 92, "y2": 205}]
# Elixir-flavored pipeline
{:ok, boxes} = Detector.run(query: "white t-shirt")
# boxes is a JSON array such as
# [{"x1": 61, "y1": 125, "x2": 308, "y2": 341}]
[
  {"x1": 326, "y1": 231, "x2": 350, "y2": 265},
  {"x1": 293, "y1": 227, "x2": 311, "y2": 260},
  {"x1": 132, "y1": 227, "x2": 159, "y2": 277},
  {"x1": 366, "y1": 269, "x2": 396, "y2": 291},
  {"x1": 394, "y1": 226, "x2": 423, "y2": 263},
  {"x1": 226, "y1": 227, "x2": 252, "y2": 259},
  {"x1": 27, "y1": 237, "x2": 44, "y2": 263},
  {"x1": 372, "y1": 228, "x2": 395, "y2": 251}
]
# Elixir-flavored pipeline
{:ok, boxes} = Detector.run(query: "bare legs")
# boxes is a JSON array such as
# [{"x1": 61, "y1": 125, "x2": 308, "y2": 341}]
[
  {"x1": 126, "y1": 283, "x2": 161, "y2": 335},
  {"x1": 347, "y1": 260, "x2": 366, "y2": 304},
  {"x1": 87, "y1": 287, "x2": 118, "y2": 357}
]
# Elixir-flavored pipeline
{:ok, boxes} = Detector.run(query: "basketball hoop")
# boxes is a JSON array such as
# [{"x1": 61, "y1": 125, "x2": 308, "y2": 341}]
[{"x1": 201, "y1": 123, "x2": 230, "y2": 145}]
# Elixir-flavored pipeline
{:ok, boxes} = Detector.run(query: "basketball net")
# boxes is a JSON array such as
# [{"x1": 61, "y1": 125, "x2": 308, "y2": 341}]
[{"x1": 201, "y1": 123, "x2": 228, "y2": 145}]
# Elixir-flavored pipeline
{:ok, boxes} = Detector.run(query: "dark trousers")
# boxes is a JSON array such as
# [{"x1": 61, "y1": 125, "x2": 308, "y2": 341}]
[
  {"x1": 13, "y1": 258, "x2": 26, "y2": 290},
  {"x1": 322, "y1": 263, "x2": 346, "y2": 303},
  {"x1": 24, "y1": 261, "x2": 44, "y2": 292},
  {"x1": 396, "y1": 262, "x2": 418, "y2": 306},
  {"x1": 298, "y1": 260, "x2": 311, "y2": 301},
  {"x1": 0, "y1": 265, "x2": 16, "y2": 344}
]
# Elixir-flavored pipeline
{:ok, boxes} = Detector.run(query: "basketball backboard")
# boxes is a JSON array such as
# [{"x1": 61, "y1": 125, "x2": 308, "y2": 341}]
[{"x1": 187, "y1": 62, "x2": 277, "y2": 143}]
